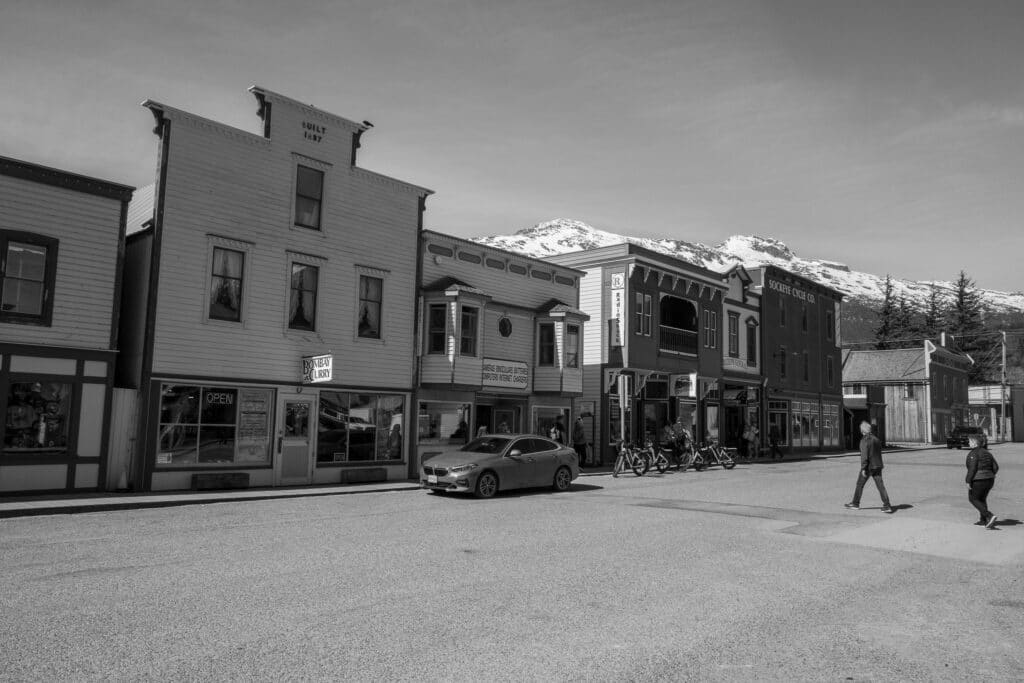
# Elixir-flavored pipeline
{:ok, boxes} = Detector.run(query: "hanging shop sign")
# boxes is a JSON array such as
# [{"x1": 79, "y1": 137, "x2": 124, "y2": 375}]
[
  {"x1": 482, "y1": 359, "x2": 529, "y2": 390},
  {"x1": 610, "y1": 272, "x2": 625, "y2": 347},
  {"x1": 671, "y1": 373, "x2": 698, "y2": 398},
  {"x1": 302, "y1": 354, "x2": 333, "y2": 384}
]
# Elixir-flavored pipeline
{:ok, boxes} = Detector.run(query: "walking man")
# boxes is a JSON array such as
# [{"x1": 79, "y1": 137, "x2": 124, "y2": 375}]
[
  {"x1": 845, "y1": 420, "x2": 893, "y2": 513},
  {"x1": 572, "y1": 416, "x2": 588, "y2": 469}
]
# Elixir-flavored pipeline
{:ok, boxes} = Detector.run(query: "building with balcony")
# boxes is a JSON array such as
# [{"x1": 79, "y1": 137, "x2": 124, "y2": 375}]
[
  {"x1": 546, "y1": 244, "x2": 727, "y2": 463},
  {"x1": 842, "y1": 340, "x2": 971, "y2": 445},
  {"x1": 117, "y1": 86, "x2": 432, "y2": 491},
  {"x1": 415, "y1": 231, "x2": 588, "y2": 466},
  {"x1": 0, "y1": 155, "x2": 133, "y2": 494},
  {"x1": 749, "y1": 265, "x2": 844, "y2": 455}
]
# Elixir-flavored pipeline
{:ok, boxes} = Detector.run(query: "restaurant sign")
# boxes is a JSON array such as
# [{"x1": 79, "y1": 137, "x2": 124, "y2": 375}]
[{"x1": 302, "y1": 354, "x2": 333, "y2": 384}]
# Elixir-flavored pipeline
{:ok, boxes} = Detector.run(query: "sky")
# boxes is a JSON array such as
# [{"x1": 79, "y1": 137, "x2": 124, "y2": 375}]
[{"x1": 3, "y1": 0, "x2": 1024, "y2": 293}]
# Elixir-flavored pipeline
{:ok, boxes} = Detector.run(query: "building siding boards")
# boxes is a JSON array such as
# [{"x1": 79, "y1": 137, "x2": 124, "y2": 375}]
[{"x1": 148, "y1": 103, "x2": 422, "y2": 389}]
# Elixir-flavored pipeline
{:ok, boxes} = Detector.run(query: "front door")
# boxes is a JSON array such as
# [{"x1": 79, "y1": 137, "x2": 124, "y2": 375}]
[{"x1": 275, "y1": 394, "x2": 314, "y2": 486}]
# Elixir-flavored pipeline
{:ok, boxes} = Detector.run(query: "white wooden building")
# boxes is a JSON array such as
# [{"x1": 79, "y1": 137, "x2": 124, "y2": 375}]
[
  {"x1": 117, "y1": 86, "x2": 432, "y2": 491},
  {"x1": 0, "y1": 155, "x2": 133, "y2": 494}
]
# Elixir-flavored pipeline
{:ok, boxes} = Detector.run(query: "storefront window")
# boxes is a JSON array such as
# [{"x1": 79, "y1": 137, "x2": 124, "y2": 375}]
[
  {"x1": 319, "y1": 391, "x2": 407, "y2": 462},
  {"x1": 768, "y1": 401, "x2": 789, "y2": 446},
  {"x1": 157, "y1": 385, "x2": 272, "y2": 466},
  {"x1": 4, "y1": 381, "x2": 71, "y2": 452},
  {"x1": 417, "y1": 401, "x2": 471, "y2": 446},
  {"x1": 608, "y1": 397, "x2": 632, "y2": 445},
  {"x1": 534, "y1": 406, "x2": 569, "y2": 444}
]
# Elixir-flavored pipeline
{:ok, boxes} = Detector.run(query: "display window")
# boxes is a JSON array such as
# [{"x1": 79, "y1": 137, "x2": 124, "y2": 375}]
[
  {"x1": 533, "y1": 406, "x2": 569, "y2": 444},
  {"x1": 608, "y1": 397, "x2": 632, "y2": 446},
  {"x1": 157, "y1": 384, "x2": 272, "y2": 466},
  {"x1": 4, "y1": 381, "x2": 71, "y2": 452},
  {"x1": 768, "y1": 400, "x2": 789, "y2": 446},
  {"x1": 318, "y1": 392, "x2": 406, "y2": 462},
  {"x1": 417, "y1": 401, "x2": 472, "y2": 446}
]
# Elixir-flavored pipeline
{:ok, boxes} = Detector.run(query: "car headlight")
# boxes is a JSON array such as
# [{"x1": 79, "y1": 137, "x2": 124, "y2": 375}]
[{"x1": 447, "y1": 464, "x2": 478, "y2": 474}]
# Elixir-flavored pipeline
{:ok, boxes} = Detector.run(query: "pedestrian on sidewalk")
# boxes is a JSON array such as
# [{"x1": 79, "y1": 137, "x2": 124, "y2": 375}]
[
  {"x1": 965, "y1": 432, "x2": 999, "y2": 528},
  {"x1": 845, "y1": 420, "x2": 893, "y2": 513},
  {"x1": 573, "y1": 416, "x2": 589, "y2": 468}
]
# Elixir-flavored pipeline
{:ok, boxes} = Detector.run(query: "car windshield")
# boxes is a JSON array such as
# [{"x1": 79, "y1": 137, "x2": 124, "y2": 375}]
[{"x1": 460, "y1": 437, "x2": 511, "y2": 454}]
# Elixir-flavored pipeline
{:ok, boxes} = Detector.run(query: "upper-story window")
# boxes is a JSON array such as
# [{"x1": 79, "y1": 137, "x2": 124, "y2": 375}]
[
  {"x1": 565, "y1": 324, "x2": 580, "y2": 368},
  {"x1": 209, "y1": 247, "x2": 244, "y2": 322},
  {"x1": 634, "y1": 293, "x2": 652, "y2": 336},
  {"x1": 778, "y1": 345, "x2": 788, "y2": 379},
  {"x1": 703, "y1": 310, "x2": 718, "y2": 349},
  {"x1": 745, "y1": 320, "x2": 757, "y2": 367},
  {"x1": 825, "y1": 309, "x2": 835, "y2": 341},
  {"x1": 460, "y1": 305, "x2": 478, "y2": 357},
  {"x1": 427, "y1": 303, "x2": 447, "y2": 354},
  {"x1": 658, "y1": 295, "x2": 698, "y2": 354},
  {"x1": 802, "y1": 351, "x2": 810, "y2": 382},
  {"x1": 801, "y1": 304, "x2": 808, "y2": 333},
  {"x1": 727, "y1": 312, "x2": 739, "y2": 358},
  {"x1": 538, "y1": 322, "x2": 556, "y2": 366},
  {"x1": 826, "y1": 356, "x2": 835, "y2": 387},
  {"x1": 357, "y1": 275, "x2": 382, "y2": 339},
  {"x1": 289, "y1": 263, "x2": 318, "y2": 330},
  {"x1": 778, "y1": 297, "x2": 786, "y2": 327},
  {"x1": 0, "y1": 231, "x2": 58, "y2": 326},
  {"x1": 294, "y1": 165, "x2": 324, "y2": 230}
]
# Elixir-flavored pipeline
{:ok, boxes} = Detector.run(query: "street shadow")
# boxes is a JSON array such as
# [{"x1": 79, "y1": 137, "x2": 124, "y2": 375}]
[
  {"x1": 890, "y1": 503, "x2": 913, "y2": 512},
  {"x1": 993, "y1": 518, "x2": 1020, "y2": 528}
]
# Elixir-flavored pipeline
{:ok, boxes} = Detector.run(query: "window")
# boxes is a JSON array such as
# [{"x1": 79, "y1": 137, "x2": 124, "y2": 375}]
[
  {"x1": 538, "y1": 322, "x2": 555, "y2": 366},
  {"x1": 728, "y1": 312, "x2": 739, "y2": 357},
  {"x1": 802, "y1": 351, "x2": 810, "y2": 382},
  {"x1": 825, "y1": 309, "x2": 835, "y2": 341},
  {"x1": 357, "y1": 275, "x2": 382, "y2": 339},
  {"x1": 779, "y1": 298, "x2": 786, "y2": 327},
  {"x1": 658, "y1": 296, "x2": 698, "y2": 354},
  {"x1": 778, "y1": 346, "x2": 787, "y2": 379},
  {"x1": 905, "y1": 384, "x2": 915, "y2": 399},
  {"x1": 801, "y1": 304, "x2": 808, "y2": 332},
  {"x1": 289, "y1": 263, "x2": 318, "y2": 330},
  {"x1": 294, "y1": 165, "x2": 324, "y2": 230},
  {"x1": 418, "y1": 401, "x2": 472, "y2": 445},
  {"x1": 427, "y1": 304, "x2": 447, "y2": 354},
  {"x1": 460, "y1": 305, "x2": 478, "y2": 356},
  {"x1": 157, "y1": 385, "x2": 272, "y2": 466},
  {"x1": 4, "y1": 381, "x2": 71, "y2": 452},
  {"x1": 0, "y1": 231, "x2": 58, "y2": 326},
  {"x1": 826, "y1": 356, "x2": 835, "y2": 387},
  {"x1": 634, "y1": 293, "x2": 651, "y2": 336},
  {"x1": 703, "y1": 310, "x2": 717, "y2": 348},
  {"x1": 209, "y1": 247, "x2": 244, "y2": 322},
  {"x1": 318, "y1": 392, "x2": 406, "y2": 462},
  {"x1": 565, "y1": 324, "x2": 580, "y2": 368},
  {"x1": 746, "y1": 321, "x2": 757, "y2": 367}
]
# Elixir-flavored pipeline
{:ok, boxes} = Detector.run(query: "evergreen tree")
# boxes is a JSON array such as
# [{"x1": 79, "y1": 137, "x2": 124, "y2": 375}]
[
  {"x1": 894, "y1": 295, "x2": 918, "y2": 349},
  {"x1": 873, "y1": 275, "x2": 898, "y2": 350},
  {"x1": 920, "y1": 284, "x2": 946, "y2": 341},
  {"x1": 946, "y1": 271, "x2": 991, "y2": 382}
]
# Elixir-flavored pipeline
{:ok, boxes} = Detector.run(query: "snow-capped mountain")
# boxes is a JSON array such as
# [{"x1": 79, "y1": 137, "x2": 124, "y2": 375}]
[{"x1": 472, "y1": 219, "x2": 1024, "y2": 312}]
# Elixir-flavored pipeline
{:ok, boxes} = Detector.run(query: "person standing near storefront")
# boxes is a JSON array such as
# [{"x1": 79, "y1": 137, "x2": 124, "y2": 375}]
[
  {"x1": 845, "y1": 421, "x2": 893, "y2": 513},
  {"x1": 745, "y1": 424, "x2": 759, "y2": 460},
  {"x1": 572, "y1": 416, "x2": 588, "y2": 468},
  {"x1": 965, "y1": 433, "x2": 999, "y2": 528}
]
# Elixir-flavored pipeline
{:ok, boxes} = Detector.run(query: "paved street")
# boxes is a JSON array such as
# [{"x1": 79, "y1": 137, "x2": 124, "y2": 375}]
[{"x1": 3, "y1": 445, "x2": 1023, "y2": 681}]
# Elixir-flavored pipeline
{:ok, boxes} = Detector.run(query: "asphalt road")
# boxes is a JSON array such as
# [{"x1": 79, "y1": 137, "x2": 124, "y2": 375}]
[{"x1": 3, "y1": 445, "x2": 1023, "y2": 681}]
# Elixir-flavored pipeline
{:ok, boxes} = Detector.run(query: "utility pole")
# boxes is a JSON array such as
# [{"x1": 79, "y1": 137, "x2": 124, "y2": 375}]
[{"x1": 1001, "y1": 330, "x2": 1007, "y2": 443}]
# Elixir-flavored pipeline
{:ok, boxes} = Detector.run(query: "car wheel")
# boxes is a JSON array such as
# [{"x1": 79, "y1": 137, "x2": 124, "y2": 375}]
[
  {"x1": 474, "y1": 471, "x2": 499, "y2": 499},
  {"x1": 552, "y1": 466, "x2": 572, "y2": 492}
]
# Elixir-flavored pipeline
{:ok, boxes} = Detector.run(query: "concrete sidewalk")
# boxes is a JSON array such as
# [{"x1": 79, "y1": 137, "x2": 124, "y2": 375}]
[{"x1": 0, "y1": 444, "x2": 941, "y2": 519}]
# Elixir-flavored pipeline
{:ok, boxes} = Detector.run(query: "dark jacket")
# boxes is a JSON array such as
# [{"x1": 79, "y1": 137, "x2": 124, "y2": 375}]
[
  {"x1": 859, "y1": 432, "x2": 883, "y2": 471},
  {"x1": 966, "y1": 447, "x2": 999, "y2": 483}
]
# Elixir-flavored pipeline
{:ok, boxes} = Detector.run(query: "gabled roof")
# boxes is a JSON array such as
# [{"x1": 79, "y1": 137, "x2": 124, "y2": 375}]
[
  {"x1": 841, "y1": 348, "x2": 926, "y2": 383},
  {"x1": 537, "y1": 298, "x2": 590, "y2": 320},
  {"x1": 421, "y1": 276, "x2": 489, "y2": 297}
]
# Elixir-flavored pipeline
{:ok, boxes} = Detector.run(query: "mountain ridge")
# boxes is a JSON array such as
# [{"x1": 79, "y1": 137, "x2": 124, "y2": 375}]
[{"x1": 470, "y1": 219, "x2": 1024, "y2": 313}]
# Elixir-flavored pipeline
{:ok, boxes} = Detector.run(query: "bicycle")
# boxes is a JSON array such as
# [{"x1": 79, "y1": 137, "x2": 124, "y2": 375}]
[
  {"x1": 697, "y1": 439, "x2": 736, "y2": 470},
  {"x1": 674, "y1": 441, "x2": 706, "y2": 471},
  {"x1": 643, "y1": 440, "x2": 672, "y2": 474},
  {"x1": 612, "y1": 441, "x2": 650, "y2": 477}
]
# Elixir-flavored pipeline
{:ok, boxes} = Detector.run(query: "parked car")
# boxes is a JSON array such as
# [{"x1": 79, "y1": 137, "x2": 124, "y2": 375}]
[
  {"x1": 420, "y1": 434, "x2": 579, "y2": 498},
  {"x1": 947, "y1": 426, "x2": 984, "y2": 449}
]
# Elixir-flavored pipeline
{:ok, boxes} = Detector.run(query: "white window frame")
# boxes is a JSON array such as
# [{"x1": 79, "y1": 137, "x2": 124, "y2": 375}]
[
  {"x1": 353, "y1": 264, "x2": 390, "y2": 344},
  {"x1": 285, "y1": 250, "x2": 327, "y2": 334},
  {"x1": 203, "y1": 234, "x2": 254, "y2": 328},
  {"x1": 290, "y1": 154, "x2": 332, "y2": 235}
]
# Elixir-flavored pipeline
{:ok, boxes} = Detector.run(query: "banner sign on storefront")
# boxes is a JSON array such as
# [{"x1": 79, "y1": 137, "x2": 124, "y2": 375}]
[
  {"x1": 671, "y1": 372, "x2": 697, "y2": 398},
  {"x1": 610, "y1": 272, "x2": 625, "y2": 347},
  {"x1": 482, "y1": 359, "x2": 529, "y2": 390},
  {"x1": 302, "y1": 354, "x2": 333, "y2": 384}
]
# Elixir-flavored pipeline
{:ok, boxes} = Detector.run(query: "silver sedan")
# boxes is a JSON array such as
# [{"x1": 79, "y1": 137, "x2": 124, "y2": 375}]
[{"x1": 420, "y1": 434, "x2": 580, "y2": 498}]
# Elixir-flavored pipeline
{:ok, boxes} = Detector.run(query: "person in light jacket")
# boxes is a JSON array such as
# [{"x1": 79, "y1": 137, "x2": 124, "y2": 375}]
[
  {"x1": 845, "y1": 421, "x2": 893, "y2": 513},
  {"x1": 965, "y1": 432, "x2": 999, "y2": 529}
]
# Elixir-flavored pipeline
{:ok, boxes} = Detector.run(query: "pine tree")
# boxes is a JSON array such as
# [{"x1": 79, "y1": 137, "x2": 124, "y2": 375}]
[
  {"x1": 894, "y1": 295, "x2": 918, "y2": 349},
  {"x1": 920, "y1": 284, "x2": 946, "y2": 341},
  {"x1": 873, "y1": 275, "x2": 898, "y2": 350},
  {"x1": 946, "y1": 271, "x2": 990, "y2": 382}
]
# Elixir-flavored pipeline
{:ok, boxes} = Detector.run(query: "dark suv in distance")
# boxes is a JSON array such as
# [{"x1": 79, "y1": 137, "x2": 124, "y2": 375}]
[{"x1": 947, "y1": 426, "x2": 984, "y2": 449}]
